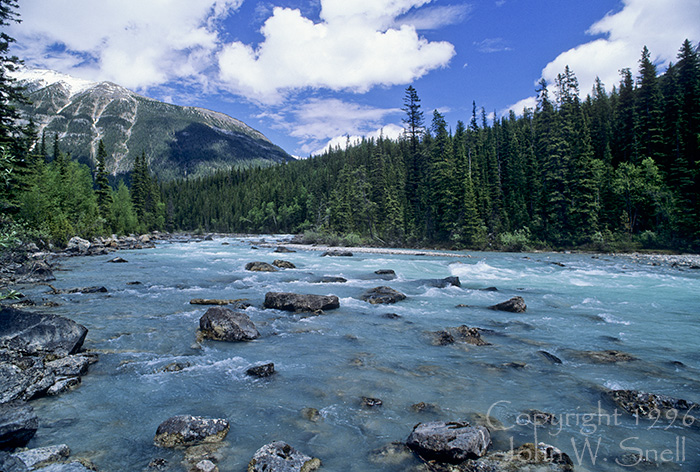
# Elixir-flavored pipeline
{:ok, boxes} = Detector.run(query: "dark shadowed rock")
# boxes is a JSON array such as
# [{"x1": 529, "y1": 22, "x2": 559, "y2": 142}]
[
  {"x1": 154, "y1": 415, "x2": 230, "y2": 448},
  {"x1": 14, "y1": 261, "x2": 55, "y2": 283},
  {"x1": 538, "y1": 350, "x2": 563, "y2": 364},
  {"x1": 422, "y1": 276, "x2": 461, "y2": 288},
  {"x1": 247, "y1": 441, "x2": 321, "y2": 472},
  {"x1": 46, "y1": 355, "x2": 93, "y2": 377},
  {"x1": 406, "y1": 421, "x2": 491, "y2": 464},
  {"x1": 274, "y1": 246, "x2": 296, "y2": 253},
  {"x1": 0, "y1": 402, "x2": 38, "y2": 450},
  {"x1": 190, "y1": 299, "x2": 251, "y2": 309},
  {"x1": 0, "y1": 308, "x2": 88, "y2": 357},
  {"x1": 431, "y1": 326, "x2": 491, "y2": 346},
  {"x1": 374, "y1": 269, "x2": 396, "y2": 280},
  {"x1": 0, "y1": 452, "x2": 28, "y2": 471},
  {"x1": 317, "y1": 276, "x2": 347, "y2": 284},
  {"x1": 245, "y1": 261, "x2": 278, "y2": 272},
  {"x1": 246, "y1": 363, "x2": 275, "y2": 378},
  {"x1": 321, "y1": 250, "x2": 353, "y2": 257},
  {"x1": 107, "y1": 257, "x2": 128, "y2": 263},
  {"x1": 362, "y1": 397, "x2": 383, "y2": 408},
  {"x1": 199, "y1": 307, "x2": 259, "y2": 341},
  {"x1": 273, "y1": 260, "x2": 296, "y2": 269},
  {"x1": 263, "y1": 292, "x2": 340, "y2": 312},
  {"x1": 488, "y1": 296, "x2": 526, "y2": 313},
  {"x1": 360, "y1": 286, "x2": 406, "y2": 304}
]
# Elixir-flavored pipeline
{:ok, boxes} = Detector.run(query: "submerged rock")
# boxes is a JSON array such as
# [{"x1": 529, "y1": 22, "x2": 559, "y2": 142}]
[
  {"x1": 432, "y1": 326, "x2": 491, "y2": 346},
  {"x1": 246, "y1": 363, "x2": 275, "y2": 378},
  {"x1": 107, "y1": 257, "x2": 128, "y2": 263},
  {"x1": 0, "y1": 402, "x2": 38, "y2": 450},
  {"x1": 580, "y1": 350, "x2": 636, "y2": 363},
  {"x1": 406, "y1": 421, "x2": 491, "y2": 464},
  {"x1": 422, "y1": 276, "x2": 461, "y2": 288},
  {"x1": 274, "y1": 246, "x2": 296, "y2": 253},
  {"x1": 0, "y1": 308, "x2": 88, "y2": 357},
  {"x1": 360, "y1": 286, "x2": 406, "y2": 304},
  {"x1": 605, "y1": 389, "x2": 698, "y2": 420},
  {"x1": 316, "y1": 276, "x2": 347, "y2": 284},
  {"x1": 199, "y1": 307, "x2": 259, "y2": 342},
  {"x1": 273, "y1": 260, "x2": 296, "y2": 269},
  {"x1": 368, "y1": 442, "x2": 414, "y2": 467},
  {"x1": 321, "y1": 250, "x2": 353, "y2": 257},
  {"x1": 488, "y1": 296, "x2": 526, "y2": 313},
  {"x1": 247, "y1": 441, "x2": 321, "y2": 472},
  {"x1": 190, "y1": 299, "x2": 251, "y2": 309},
  {"x1": 362, "y1": 396, "x2": 383, "y2": 408},
  {"x1": 263, "y1": 292, "x2": 340, "y2": 312},
  {"x1": 538, "y1": 351, "x2": 563, "y2": 364},
  {"x1": 154, "y1": 415, "x2": 230, "y2": 448},
  {"x1": 245, "y1": 262, "x2": 278, "y2": 272}
]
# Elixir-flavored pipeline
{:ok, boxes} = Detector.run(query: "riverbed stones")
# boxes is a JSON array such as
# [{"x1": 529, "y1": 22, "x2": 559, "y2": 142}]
[
  {"x1": 154, "y1": 415, "x2": 230, "y2": 448},
  {"x1": 199, "y1": 307, "x2": 259, "y2": 342},
  {"x1": 580, "y1": 349, "x2": 636, "y2": 363},
  {"x1": 0, "y1": 308, "x2": 88, "y2": 357},
  {"x1": 245, "y1": 262, "x2": 278, "y2": 272},
  {"x1": 273, "y1": 260, "x2": 296, "y2": 269},
  {"x1": 360, "y1": 286, "x2": 406, "y2": 304},
  {"x1": 406, "y1": 421, "x2": 491, "y2": 464},
  {"x1": 190, "y1": 299, "x2": 251, "y2": 309},
  {"x1": 247, "y1": 441, "x2": 321, "y2": 472},
  {"x1": 66, "y1": 237, "x2": 90, "y2": 255},
  {"x1": 0, "y1": 402, "x2": 38, "y2": 450},
  {"x1": 459, "y1": 442, "x2": 574, "y2": 471},
  {"x1": 263, "y1": 292, "x2": 340, "y2": 312},
  {"x1": 488, "y1": 296, "x2": 526, "y2": 313}
]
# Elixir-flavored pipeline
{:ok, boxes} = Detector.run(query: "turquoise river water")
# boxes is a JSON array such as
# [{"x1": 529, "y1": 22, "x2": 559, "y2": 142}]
[{"x1": 16, "y1": 236, "x2": 700, "y2": 471}]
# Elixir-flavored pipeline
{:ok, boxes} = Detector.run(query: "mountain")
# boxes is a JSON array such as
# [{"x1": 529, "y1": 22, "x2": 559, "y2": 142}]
[{"x1": 13, "y1": 68, "x2": 292, "y2": 180}]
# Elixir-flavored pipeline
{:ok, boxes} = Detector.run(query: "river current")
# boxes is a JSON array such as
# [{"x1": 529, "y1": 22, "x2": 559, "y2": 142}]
[{"x1": 18, "y1": 236, "x2": 700, "y2": 471}]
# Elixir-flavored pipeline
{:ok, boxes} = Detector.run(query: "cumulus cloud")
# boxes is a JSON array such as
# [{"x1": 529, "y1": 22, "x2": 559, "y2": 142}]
[
  {"x1": 218, "y1": 0, "x2": 456, "y2": 103},
  {"x1": 260, "y1": 98, "x2": 403, "y2": 155},
  {"x1": 9, "y1": 0, "x2": 242, "y2": 90},
  {"x1": 396, "y1": 4, "x2": 473, "y2": 30},
  {"x1": 312, "y1": 124, "x2": 405, "y2": 156},
  {"x1": 541, "y1": 0, "x2": 700, "y2": 97}
]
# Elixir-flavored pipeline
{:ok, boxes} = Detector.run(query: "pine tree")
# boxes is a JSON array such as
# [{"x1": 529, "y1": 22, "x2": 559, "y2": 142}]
[
  {"x1": 95, "y1": 140, "x2": 111, "y2": 218},
  {"x1": 635, "y1": 46, "x2": 665, "y2": 164}
]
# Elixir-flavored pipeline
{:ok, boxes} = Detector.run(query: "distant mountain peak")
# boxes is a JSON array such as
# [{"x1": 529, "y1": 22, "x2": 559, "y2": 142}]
[{"x1": 12, "y1": 67, "x2": 291, "y2": 180}]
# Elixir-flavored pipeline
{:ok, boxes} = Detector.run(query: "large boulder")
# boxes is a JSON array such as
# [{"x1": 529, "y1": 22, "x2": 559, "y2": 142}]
[
  {"x1": 0, "y1": 402, "x2": 38, "y2": 450},
  {"x1": 488, "y1": 296, "x2": 526, "y2": 313},
  {"x1": 406, "y1": 421, "x2": 491, "y2": 464},
  {"x1": 199, "y1": 307, "x2": 259, "y2": 342},
  {"x1": 247, "y1": 441, "x2": 321, "y2": 472},
  {"x1": 154, "y1": 415, "x2": 230, "y2": 448},
  {"x1": 264, "y1": 292, "x2": 340, "y2": 312},
  {"x1": 11, "y1": 444, "x2": 70, "y2": 469},
  {"x1": 0, "y1": 355, "x2": 55, "y2": 403},
  {"x1": 360, "y1": 286, "x2": 406, "y2": 304},
  {"x1": 0, "y1": 308, "x2": 88, "y2": 357},
  {"x1": 245, "y1": 262, "x2": 278, "y2": 272},
  {"x1": 13, "y1": 261, "x2": 55, "y2": 283}
]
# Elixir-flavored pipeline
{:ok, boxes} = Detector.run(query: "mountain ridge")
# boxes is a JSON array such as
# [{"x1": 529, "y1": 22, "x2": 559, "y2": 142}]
[{"x1": 13, "y1": 68, "x2": 292, "y2": 180}]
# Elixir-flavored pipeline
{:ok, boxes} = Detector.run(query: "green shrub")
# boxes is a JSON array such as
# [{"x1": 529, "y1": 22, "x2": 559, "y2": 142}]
[{"x1": 498, "y1": 228, "x2": 532, "y2": 252}]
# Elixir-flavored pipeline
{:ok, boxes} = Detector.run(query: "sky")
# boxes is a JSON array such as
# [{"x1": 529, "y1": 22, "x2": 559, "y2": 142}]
[{"x1": 8, "y1": 0, "x2": 700, "y2": 157}]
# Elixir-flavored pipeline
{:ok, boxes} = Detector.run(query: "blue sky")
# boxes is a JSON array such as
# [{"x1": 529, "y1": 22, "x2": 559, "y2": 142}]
[{"x1": 9, "y1": 0, "x2": 700, "y2": 157}]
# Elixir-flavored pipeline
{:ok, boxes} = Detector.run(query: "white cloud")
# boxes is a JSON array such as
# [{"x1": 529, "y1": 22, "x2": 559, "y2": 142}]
[
  {"x1": 541, "y1": 0, "x2": 700, "y2": 97},
  {"x1": 312, "y1": 124, "x2": 405, "y2": 156},
  {"x1": 474, "y1": 38, "x2": 512, "y2": 54},
  {"x1": 396, "y1": 4, "x2": 473, "y2": 30},
  {"x1": 502, "y1": 96, "x2": 537, "y2": 117},
  {"x1": 9, "y1": 0, "x2": 242, "y2": 90},
  {"x1": 218, "y1": 0, "x2": 456, "y2": 103}
]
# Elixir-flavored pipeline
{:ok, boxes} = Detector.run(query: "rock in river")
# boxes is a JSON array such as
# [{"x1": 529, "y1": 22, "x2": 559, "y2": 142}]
[
  {"x1": 154, "y1": 415, "x2": 230, "y2": 448},
  {"x1": 247, "y1": 441, "x2": 321, "y2": 472},
  {"x1": 488, "y1": 296, "x2": 526, "y2": 313},
  {"x1": 246, "y1": 363, "x2": 275, "y2": 378},
  {"x1": 605, "y1": 389, "x2": 698, "y2": 420},
  {"x1": 264, "y1": 292, "x2": 340, "y2": 312},
  {"x1": 273, "y1": 260, "x2": 296, "y2": 269},
  {"x1": 321, "y1": 250, "x2": 353, "y2": 257},
  {"x1": 199, "y1": 307, "x2": 259, "y2": 342},
  {"x1": 0, "y1": 401, "x2": 38, "y2": 450},
  {"x1": 360, "y1": 286, "x2": 406, "y2": 304},
  {"x1": 245, "y1": 262, "x2": 278, "y2": 272},
  {"x1": 406, "y1": 421, "x2": 491, "y2": 464},
  {"x1": 0, "y1": 308, "x2": 87, "y2": 357},
  {"x1": 459, "y1": 442, "x2": 574, "y2": 471}
]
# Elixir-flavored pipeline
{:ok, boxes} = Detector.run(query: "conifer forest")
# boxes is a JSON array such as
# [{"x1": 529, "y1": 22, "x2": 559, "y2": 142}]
[{"x1": 1, "y1": 9, "x2": 699, "y2": 252}]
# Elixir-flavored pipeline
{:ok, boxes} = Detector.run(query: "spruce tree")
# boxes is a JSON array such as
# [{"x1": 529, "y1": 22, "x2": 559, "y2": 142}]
[{"x1": 95, "y1": 140, "x2": 111, "y2": 218}]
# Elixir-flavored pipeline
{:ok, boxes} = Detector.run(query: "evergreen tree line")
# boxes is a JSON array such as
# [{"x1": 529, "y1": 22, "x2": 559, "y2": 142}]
[{"x1": 162, "y1": 41, "x2": 700, "y2": 251}]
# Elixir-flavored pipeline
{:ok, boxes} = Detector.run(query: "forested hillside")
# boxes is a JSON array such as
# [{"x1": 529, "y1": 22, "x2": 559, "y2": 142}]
[{"x1": 162, "y1": 41, "x2": 700, "y2": 251}]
